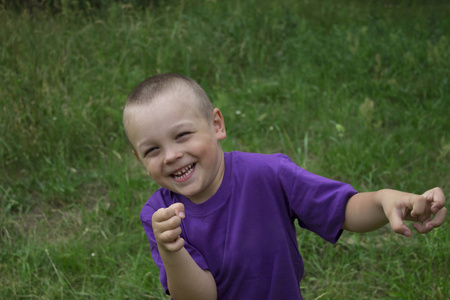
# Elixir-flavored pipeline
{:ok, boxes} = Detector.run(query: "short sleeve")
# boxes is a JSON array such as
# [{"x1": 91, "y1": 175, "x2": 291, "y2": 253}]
[
  {"x1": 140, "y1": 200, "x2": 210, "y2": 295},
  {"x1": 278, "y1": 155, "x2": 357, "y2": 243}
]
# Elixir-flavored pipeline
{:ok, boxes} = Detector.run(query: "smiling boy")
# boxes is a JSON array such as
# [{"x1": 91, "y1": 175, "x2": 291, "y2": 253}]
[
  {"x1": 124, "y1": 80, "x2": 226, "y2": 204},
  {"x1": 123, "y1": 73, "x2": 447, "y2": 300}
]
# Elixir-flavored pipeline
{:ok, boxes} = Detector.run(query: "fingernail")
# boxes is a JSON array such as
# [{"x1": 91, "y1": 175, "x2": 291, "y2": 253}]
[{"x1": 179, "y1": 212, "x2": 185, "y2": 218}]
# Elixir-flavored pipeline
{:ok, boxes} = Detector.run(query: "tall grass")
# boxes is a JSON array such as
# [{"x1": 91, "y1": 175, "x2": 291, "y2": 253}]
[{"x1": 1, "y1": 0, "x2": 449, "y2": 299}]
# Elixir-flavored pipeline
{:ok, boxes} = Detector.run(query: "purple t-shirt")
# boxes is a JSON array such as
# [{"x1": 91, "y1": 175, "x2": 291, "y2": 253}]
[{"x1": 140, "y1": 151, "x2": 357, "y2": 299}]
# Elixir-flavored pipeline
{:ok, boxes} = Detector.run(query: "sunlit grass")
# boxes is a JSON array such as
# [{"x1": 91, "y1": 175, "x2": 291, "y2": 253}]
[{"x1": 1, "y1": 0, "x2": 449, "y2": 299}]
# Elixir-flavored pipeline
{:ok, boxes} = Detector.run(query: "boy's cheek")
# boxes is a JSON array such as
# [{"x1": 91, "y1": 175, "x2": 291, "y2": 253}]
[{"x1": 146, "y1": 169, "x2": 159, "y2": 180}]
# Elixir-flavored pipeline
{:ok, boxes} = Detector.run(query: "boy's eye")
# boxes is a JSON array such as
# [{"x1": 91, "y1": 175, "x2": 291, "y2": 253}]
[
  {"x1": 176, "y1": 132, "x2": 191, "y2": 140},
  {"x1": 144, "y1": 147, "x2": 159, "y2": 157}
]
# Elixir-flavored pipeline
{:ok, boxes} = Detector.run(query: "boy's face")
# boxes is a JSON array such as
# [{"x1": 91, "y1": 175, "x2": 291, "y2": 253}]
[{"x1": 125, "y1": 88, "x2": 226, "y2": 204}]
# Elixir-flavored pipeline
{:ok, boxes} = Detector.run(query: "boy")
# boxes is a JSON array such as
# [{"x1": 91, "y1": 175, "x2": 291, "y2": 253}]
[{"x1": 122, "y1": 73, "x2": 447, "y2": 300}]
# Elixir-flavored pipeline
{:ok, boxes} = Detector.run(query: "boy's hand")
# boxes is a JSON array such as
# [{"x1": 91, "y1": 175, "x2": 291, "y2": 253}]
[
  {"x1": 152, "y1": 203, "x2": 186, "y2": 252},
  {"x1": 384, "y1": 187, "x2": 447, "y2": 237}
]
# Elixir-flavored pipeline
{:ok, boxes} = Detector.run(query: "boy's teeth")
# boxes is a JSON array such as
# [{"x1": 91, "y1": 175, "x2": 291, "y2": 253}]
[{"x1": 172, "y1": 164, "x2": 194, "y2": 178}]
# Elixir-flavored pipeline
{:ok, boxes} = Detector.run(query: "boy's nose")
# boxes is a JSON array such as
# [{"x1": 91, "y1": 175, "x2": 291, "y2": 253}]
[{"x1": 163, "y1": 146, "x2": 183, "y2": 165}]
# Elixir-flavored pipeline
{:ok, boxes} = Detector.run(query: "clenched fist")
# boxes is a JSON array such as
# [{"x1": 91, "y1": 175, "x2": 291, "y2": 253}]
[{"x1": 152, "y1": 203, "x2": 186, "y2": 252}]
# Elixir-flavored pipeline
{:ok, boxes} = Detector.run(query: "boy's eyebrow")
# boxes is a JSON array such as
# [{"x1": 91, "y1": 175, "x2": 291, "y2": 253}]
[{"x1": 171, "y1": 122, "x2": 195, "y2": 131}]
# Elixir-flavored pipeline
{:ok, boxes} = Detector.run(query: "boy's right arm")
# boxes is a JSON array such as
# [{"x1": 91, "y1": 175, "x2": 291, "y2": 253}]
[{"x1": 152, "y1": 203, "x2": 217, "y2": 300}]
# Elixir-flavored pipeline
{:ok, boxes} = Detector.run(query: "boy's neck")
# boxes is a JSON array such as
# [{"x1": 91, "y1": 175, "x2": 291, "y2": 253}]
[{"x1": 187, "y1": 150, "x2": 225, "y2": 205}]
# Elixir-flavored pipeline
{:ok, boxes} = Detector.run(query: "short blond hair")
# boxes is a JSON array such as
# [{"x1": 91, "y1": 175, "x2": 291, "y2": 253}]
[{"x1": 124, "y1": 73, "x2": 213, "y2": 122}]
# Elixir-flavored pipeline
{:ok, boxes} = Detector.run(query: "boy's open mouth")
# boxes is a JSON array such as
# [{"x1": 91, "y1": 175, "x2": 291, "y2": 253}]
[{"x1": 171, "y1": 163, "x2": 195, "y2": 180}]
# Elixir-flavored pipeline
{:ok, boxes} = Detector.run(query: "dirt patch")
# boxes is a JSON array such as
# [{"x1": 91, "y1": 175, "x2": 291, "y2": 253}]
[{"x1": 1, "y1": 184, "x2": 109, "y2": 246}]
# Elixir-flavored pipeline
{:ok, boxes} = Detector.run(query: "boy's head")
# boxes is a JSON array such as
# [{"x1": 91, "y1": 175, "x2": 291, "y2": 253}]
[{"x1": 123, "y1": 73, "x2": 227, "y2": 204}]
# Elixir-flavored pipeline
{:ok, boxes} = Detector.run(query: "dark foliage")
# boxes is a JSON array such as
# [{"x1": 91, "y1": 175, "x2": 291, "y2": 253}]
[{"x1": 1, "y1": 0, "x2": 162, "y2": 14}]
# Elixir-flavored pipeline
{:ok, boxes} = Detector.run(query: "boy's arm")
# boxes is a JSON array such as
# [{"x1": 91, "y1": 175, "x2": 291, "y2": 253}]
[
  {"x1": 153, "y1": 203, "x2": 217, "y2": 300},
  {"x1": 342, "y1": 187, "x2": 447, "y2": 236},
  {"x1": 159, "y1": 247, "x2": 217, "y2": 300}
]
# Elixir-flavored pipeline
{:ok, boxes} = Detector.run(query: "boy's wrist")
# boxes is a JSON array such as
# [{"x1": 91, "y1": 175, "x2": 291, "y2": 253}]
[
  {"x1": 157, "y1": 238, "x2": 185, "y2": 254},
  {"x1": 374, "y1": 189, "x2": 391, "y2": 210}
]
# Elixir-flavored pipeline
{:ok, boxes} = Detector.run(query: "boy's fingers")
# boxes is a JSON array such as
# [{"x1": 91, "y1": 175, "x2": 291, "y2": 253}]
[
  {"x1": 162, "y1": 237, "x2": 185, "y2": 253},
  {"x1": 152, "y1": 207, "x2": 177, "y2": 223},
  {"x1": 170, "y1": 202, "x2": 185, "y2": 219},
  {"x1": 152, "y1": 202, "x2": 185, "y2": 223},
  {"x1": 423, "y1": 187, "x2": 446, "y2": 213},
  {"x1": 410, "y1": 195, "x2": 427, "y2": 218},
  {"x1": 389, "y1": 209, "x2": 411, "y2": 237},
  {"x1": 429, "y1": 206, "x2": 447, "y2": 228},
  {"x1": 413, "y1": 222, "x2": 432, "y2": 234},
  {"x1": 411, "y1": 207, "x2": 446, "y2": 234},
  {"x1": 159, "y1": 227, "x2": 182, "y2": 243},
  {"x1": 152, "y1": 203, "x2": 185, "y2": 232}
]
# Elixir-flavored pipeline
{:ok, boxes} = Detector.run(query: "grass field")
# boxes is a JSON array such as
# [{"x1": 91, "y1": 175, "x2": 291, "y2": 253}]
[{"x1": 1, "y1": 0, "x2": 449, "y2": 299}]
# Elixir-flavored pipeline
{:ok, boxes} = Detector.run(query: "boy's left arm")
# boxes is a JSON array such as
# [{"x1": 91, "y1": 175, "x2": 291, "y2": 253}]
[{"x1": 342, "y1": 187, "x2": 447, "y2": 237}]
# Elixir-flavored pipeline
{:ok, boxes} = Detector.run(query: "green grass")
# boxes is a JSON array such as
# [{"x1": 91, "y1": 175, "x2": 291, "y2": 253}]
[{"x1": 1, "y1": 0, "x2": 449, "y2": 299}]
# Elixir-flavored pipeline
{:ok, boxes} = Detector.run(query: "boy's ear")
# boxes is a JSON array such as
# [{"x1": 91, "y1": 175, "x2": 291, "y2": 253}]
[
  {"x1": 133, "y1": 150, "x2": 151, "y2": 177},
  {"x1": 212, "y1": 108, "x2": 226, "y2": 140},
  {"x1": 132, "y1": 150, "x2": 142, "y2": 163}
]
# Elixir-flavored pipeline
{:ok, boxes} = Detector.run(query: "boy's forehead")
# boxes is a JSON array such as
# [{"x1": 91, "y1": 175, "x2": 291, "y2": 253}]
[
  {"x1": 151, "y1": 87, "x2": 202, "y2": 113},
  {"x1": 123, "y1": 84, "x2": 207, "y2": 130}
]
